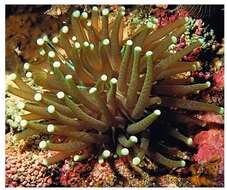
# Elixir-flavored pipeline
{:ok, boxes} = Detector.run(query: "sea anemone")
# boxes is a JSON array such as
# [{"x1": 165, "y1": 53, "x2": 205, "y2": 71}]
[{"x1": 6, "y1": 5, "x2": 224, "y2": 171}]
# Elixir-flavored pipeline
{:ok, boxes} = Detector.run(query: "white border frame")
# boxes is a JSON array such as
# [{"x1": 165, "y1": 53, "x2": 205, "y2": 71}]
[{"x1": 1, "y1": 1, "x2": 226, "y2": 189}]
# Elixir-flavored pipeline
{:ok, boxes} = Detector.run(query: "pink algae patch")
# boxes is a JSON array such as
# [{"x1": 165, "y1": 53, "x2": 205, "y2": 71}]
[
  {"x1": 193, "y1": 129, "x2": 224, "y2": 174},
  {"x1": 213, "y1": 67, "x2": 224, "y2": 89}
]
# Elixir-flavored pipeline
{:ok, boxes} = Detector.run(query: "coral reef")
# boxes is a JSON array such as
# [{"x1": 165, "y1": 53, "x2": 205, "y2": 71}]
[
  {"x1": 86, "y1": 162, "x2": 116, "y2": 187},
  {"x1": 158, "y1": 174, "x2": 192, "y2": 187},
  {"x1": 5, "y1": 135, "x2": 54, "y2": 187},
  {"x1": 59, "y1": 159, "x2": 93, "y2": 187},
  {"x1": 114, "y1": 156, "x2": 156, "y2": 187},
  {"x1": 5, "y1": 94, "x2": 25, "y2": 133},
  {"x1": 5, "y1": 5, "x2": 224, "y2": 187}
]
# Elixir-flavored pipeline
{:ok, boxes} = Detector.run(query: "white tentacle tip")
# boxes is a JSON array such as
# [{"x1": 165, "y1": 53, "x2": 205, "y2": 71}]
[
  {"x1": 56, "y1": 91, "x2": 65, "y2": 99},
  {"x1": 187, "y1": 138, "x2": 193, "y2": 146},
  {"x1": 37, "y1": 38, "x2": 44, "y2": 46},
  {"x1": 206, "y1": 81, "x2": 211, "y2": 88},
  {"x1": 180, "y1": 160, "x2": 186, "y2": 167},
  {"x1": 110, "y1": 78, "x2": 117, "y2": 84},
  {"x1": 134, "y1": 46, "x2": 142, "y2": 52},
  {"x1": 129, "y1": 136, "x2": 138, "y2": 143},
  {"x1": 47, "y1": 105, "x2": 55, "y2": 113},
  {"x1": 81, "y1": 12, "x2": 88, "y2": 19},
  {"x1": 72, "y1": 36, "x2": 77, "y2": 41},
  {"x1": 154, "y1": 109, "x2": 161, "y2": 116},
  {"x1": 89, "y1": 43, "x2": 94, "y2": 50},
  {"x1": 132, "y1": 157, "x2": 141, "y2": 165},
  {"x1": 34, "y1": 93, "x2": 42, "y2": 101},
  {"x1": 20, "y1": 120, "x2": 28, "y2": 127},
  {"x1": 89, "y1": 87, "x2": 97, "y2": 94},
  {"x1": 23, "y1": 62, "x2": 30, "y2": 70},
  {"x1": 120, "y1": 6, "x2": 125, "y2": 11},
  {"x1": 47, "y1": 124, "x2": 55, "y2": 133},
  {"x1": 102, "y1": 150, "x2": 111, "y2": 158},
  {"x1": 92, "y1": 6, "x2": 98, "y2": 11},
  {"x1": 74, "y1": 42, "x2": 81, "y2": 49},
  {"x1": 83, "y1": 41, "x2": 89, "y2": 47},
  {"x1": 53, "y1": 61, "x2": 61, "y2": 68},
  {"x1": 16, "y1": 102, "x2": 25, "y2": 109},
  {"x1": 98, "y1": 157, "x2": 104, "y2": 164},
  {"x1": 48, "y1": 51, "x2": 55, "y2": 58},
  {"x1": 102, "y1": 8, "x2": 109, "y2": 16},
  {"x1": 52, "y1": 36, "x2": 59, "y2": 44},
  {"x1": 219, "y1": 107, "x2": 224, "y2": 114},
  {"x1": 39, "y1": 141, "x2": 48, "y2": 149},
  {"x1": 101, "y1": 74, "x2": 108, "y2": 81},
  {"x1": 72, "y1": 10, "x2": 80, "y2": 18},
  {"x1": 25, "y1": 72, "x2": 32, "y2": 78},
  {"x1": 73, "y1": 155, "x2": 81, "y2": 162},
  {"x1": 121, "y1": 148, "x2": 129, "y2": 156},
  {"x1": 61, "y1": 26, "x2": 69, "y2": 33},
  {"x1": 65, "y1": 75, "x2": 72, "y2": 80},
  {"x1": 126, "y1": 40, "x2": 133, "y2": 46},
  {"x1": 145, "y1": 51, "x2": 153, "y2": 57},
  {"x1": 102, "y1": 38, "x2": 110, "y2": 45},
  {"x1": 120, "y1": 11, "x2": 125, "y2": 16}
]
